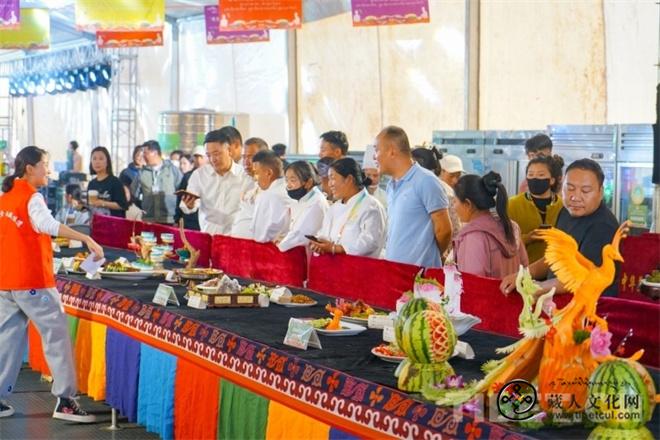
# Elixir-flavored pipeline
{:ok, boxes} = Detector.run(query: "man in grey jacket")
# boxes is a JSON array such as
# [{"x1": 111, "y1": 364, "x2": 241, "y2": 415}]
[{"x1": 131, "y1": 140, "x2": 182, "y2": 224}]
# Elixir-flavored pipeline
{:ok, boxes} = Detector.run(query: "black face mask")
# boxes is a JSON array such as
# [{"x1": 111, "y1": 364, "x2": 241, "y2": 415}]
[
  {"x1": 527, "y1": 178, "x2": 551, "y2": 195},
  {"x1": 287, "y1": 187, "x2": 308, "y2": 201}
]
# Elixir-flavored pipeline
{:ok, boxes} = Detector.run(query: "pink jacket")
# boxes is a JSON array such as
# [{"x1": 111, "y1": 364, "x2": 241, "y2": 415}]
[{"x1": 453, "y1": 213, "x2": 528, "y2": 279}]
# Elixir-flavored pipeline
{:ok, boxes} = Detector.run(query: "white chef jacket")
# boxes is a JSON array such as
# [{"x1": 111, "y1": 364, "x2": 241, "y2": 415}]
[
  {"x1": 250, "y1": 178, "x2": 294, "y2": 243},
  {"x1": 180, "y1": 162, "x2": 254, "y2": 235},
  {"x1": 230, "y1": 185, "x2": 260, "y2": 239},
  {"x1": 318, "y1": 188, "x2": 386, "y2": 258},
  {"x1": 277, "y1": 186, "x2": 329, "y2": 252},
  {"x1": 370, "y1": 186, "x2": 388, "y2": 210}
]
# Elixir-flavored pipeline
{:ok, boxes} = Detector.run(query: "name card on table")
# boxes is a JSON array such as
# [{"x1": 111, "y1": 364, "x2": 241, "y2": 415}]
[
  {"x1": 368, "y1": 314, "x2": 394, "y2": 329},
  {"x1": 80, "y1": 253, "x2": 105, "y2": 279},
  {"x1": 382, "y1": 325, "x2": 395, "y2": 343},
  {"x1": 187, "y1": 294, "x2": 207, "y2": 310},
  {"x1": 69, "y1": 240, "x2": 83, "y2": 249},
  {"x1": 270, "y1": 287, "x2": 291, "y2": 304},
  {"x1": 284, "y1": 318, "x2": 321, "y2": 350},
  {"x1": 153, "y1": 283, "x2": 180, "y2": 307}
]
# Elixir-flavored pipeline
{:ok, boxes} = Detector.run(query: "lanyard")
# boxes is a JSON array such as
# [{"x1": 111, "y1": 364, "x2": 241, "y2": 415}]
[{"x1": 336, "y1": 191, "x2": 367, "y2": 243}]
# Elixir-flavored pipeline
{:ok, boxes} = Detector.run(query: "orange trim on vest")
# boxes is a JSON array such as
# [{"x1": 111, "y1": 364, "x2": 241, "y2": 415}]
[{"x1": 0, "y1": 179, "x2": 55, "y2": 290}]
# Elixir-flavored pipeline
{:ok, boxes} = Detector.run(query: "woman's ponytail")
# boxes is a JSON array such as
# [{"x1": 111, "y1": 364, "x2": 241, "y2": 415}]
[{"x1": 482, "y1": 171, "x2": 514, "y2": 244}]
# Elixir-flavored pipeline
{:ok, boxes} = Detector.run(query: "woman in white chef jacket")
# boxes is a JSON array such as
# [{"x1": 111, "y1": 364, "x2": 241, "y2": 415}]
[
  {"x1": 277, "y1": 161, "x2": 329, "y2": 252},
  {"x1": 310, "y1": 158, "x2": 386, "y2": 258}
]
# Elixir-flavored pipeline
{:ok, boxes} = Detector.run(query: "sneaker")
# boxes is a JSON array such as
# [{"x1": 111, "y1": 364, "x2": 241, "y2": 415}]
[
  {"x1": 52, "y1": 397, "x2": 96, "y2": 423},
  {"x1": 0, "y1": 400, "x2": 15, "y2": 418}
]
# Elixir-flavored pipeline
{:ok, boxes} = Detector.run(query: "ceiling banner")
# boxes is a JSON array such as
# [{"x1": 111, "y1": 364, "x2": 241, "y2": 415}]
[
  {"x1": 351, "y1": 0, "x2": 430, "y2": 27},
  {"x1": 96, "y1": 30, "x2": 163, "y2": 48},
  {"x1": 75, "y1": 0, "x2": 165, "y2": 32},
  {"x1": 218, "y1": 0, "x2": 302, "y2": 31},
  {"x1": 204, "y1": 5, "x2": 269, "y2": 44},
  {"x1": 0, "y1": 0, "x2": 19, "y2": 29},
  {"x1": 0, "y1": 8, "x2": 49, "y2": 50}
]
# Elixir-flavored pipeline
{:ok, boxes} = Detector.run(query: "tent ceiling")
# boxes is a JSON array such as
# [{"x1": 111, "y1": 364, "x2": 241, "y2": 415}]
[{"x1": 0, "y1": 0, "x2": 349, "y2": 62}]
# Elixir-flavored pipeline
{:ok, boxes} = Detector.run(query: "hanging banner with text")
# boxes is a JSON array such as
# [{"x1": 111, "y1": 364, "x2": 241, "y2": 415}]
[
  {"x1": 0, "y1": 0, "x2": 19, "y2": 29},
  {"x1": 96, "y1": 31, "x2": 163, "y2": 48},
  {"x1": 75, "y1": 0, "x2": 165, "y2": 32},
  {"x1": 0, "y1": 8, "x2": 49, "y2": 49},
  {"x1": 218, "y1": 0, "x2": 302, "y2": 31},
  {"x1": 205, "y1": 5, "x2": 269, "y2": 44},
  {"x1": 351, "y1": 0, "x2": 430, "y2": 27}
]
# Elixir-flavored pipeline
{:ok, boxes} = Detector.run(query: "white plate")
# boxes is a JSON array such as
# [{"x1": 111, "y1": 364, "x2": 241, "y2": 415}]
[
  {"x1": 340, "y1": 316, "x2": 369, "y2": 325},
  {"x1": 196, "y1": 285, "x2": 220, "y2": 294},
  {"x1": 281, "y1": 300, "x2": 318, "y2": 308},
  {"x1": 641, "y1": 279, "x2": 660, "y2": 288},
  {"x1": 449, "y1": 312, "x2": 482, "y2": 337},
  {"x1": 371, "y1": 347, "x2": 406, "y2": 363},
  {"x1": 100, "y1": 271, "x2": 154, "y2": 280},
  {"x1": 313, "y1": 321, "x2": 367, "y2": 336}
]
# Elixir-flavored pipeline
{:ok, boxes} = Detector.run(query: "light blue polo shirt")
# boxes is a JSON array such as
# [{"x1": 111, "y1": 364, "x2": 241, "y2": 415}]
[{"x1": 385, "y1": 163, "x2": 448, "y2": 268}]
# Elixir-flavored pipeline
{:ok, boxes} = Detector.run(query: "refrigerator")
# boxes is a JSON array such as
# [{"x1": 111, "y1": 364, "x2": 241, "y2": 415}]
[
  {"x1": 616, "y1": 124, "x2": 655, "y2": 228},
  {"x1": 431, "y1": 130, "x2": 486, "y2": 176},
  {"x1": 484, "y1": 130, "x2": 541, "y2": 196},
  {"x1": 547, "y1": 124, "x2": 618, "y2": 214}
]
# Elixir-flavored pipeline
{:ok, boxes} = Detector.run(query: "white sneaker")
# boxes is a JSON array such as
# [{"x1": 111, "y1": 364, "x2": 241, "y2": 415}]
[
  {"x1": 0, "y1": 400, "x2": 15, "y2": 418},
  {"x1": 52, "y1": 397, "x2": 97, "y2": 423}
]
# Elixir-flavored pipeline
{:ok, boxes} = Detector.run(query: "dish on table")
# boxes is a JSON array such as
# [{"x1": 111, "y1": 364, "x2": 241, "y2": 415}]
[
  {"x1": 281, "y1": 295, "x2": 317, "y2": 307},
  {"x1": 371, "y1": 343, "x2": 406, "y2": 363},
  {"x1": 305, "y1": 318, "x2": 366, "y2": 336},
  {"x1": 100, "y1": 271, "x2": 155, "y2": 280},
  {"x1": 175, "y1": 268, "x2": 223, "y2": 281}
]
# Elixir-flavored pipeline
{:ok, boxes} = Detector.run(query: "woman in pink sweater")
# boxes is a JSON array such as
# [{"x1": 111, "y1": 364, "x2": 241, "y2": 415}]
[{"x1": 452, "y1": 172, "x2": 528, "y2": 279}]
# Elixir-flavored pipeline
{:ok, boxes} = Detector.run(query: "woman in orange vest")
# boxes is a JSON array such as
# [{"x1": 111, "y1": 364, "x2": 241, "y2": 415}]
[{"x1": 0, "y1": 146, "x2": 104, "y2": 423}]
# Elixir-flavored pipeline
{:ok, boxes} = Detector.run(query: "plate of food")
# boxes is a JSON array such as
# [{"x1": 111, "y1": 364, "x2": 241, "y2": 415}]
[
  {"x1": 241, "y1": 283, "x2": 273, "y2": 296},
  {"x1": 63, "y1": 252, "x2": 88, "y2": 274},
  {"x1": 306, "y1": 318, "x2": 366, "y2": 336},
  {"x1": 281, "y1": 294, "x2": 317, "y2": 307},
  {"x1": 175, "y1": 267, "x2": 223, "y2": 282},
  {"x1": 641, "y1": 270, "x2": 660, "y2": 288},
  {"x1": 371, "y1": 343, "x2": 406, "y2": 363},
  {"x1": 332, "y1": 299, "x2": 383, "y2": 324},
  {"x1": 100, "y1": 261, "x2": 154, "y2": 280},
  {"x1": 195, "y1": 277, "x2": 221, "y2": 294}
]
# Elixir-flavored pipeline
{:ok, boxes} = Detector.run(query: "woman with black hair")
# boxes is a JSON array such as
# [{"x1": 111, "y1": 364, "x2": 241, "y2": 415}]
[
  {"x1": 277, "y1": 161, "x2": 329, "y2": 252},
  {"x1": 411, "y1": 146, "x2": 442, "y2": 176},
  {"x1": 55, "y1": 184, "x2": 90, "y2": 226},
  {"x1": 311, "y1": 157, "x2": 386, "y2": 257},
  {"x1": 452, "y1": 171, "x2": 528, "y2": 278},
  {"x1": 87, "y1": 146, "x2": 128, "y2": 218},
  {"x1": 508, "y1": 155, "x2": 564, "y2": 263},
  {"x1": 0, "y1": 146, "x2": 103, "y2": 422}
]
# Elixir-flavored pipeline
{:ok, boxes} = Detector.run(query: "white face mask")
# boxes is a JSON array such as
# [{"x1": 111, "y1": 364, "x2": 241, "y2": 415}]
[{"x1": 171, "y1": 160, "x2": 180, "y2": 168}]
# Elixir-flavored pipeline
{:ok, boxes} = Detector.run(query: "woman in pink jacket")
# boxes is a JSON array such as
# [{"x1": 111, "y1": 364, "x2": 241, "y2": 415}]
[{"x1": 452, "y1": 171, "x2": 528, "y2": 279}]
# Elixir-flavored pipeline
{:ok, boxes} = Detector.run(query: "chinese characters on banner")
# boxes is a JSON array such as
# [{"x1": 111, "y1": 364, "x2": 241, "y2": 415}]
[
  {"x1": 96, "y1": 31, "x2": 163, "y2": 48},
  {"x1": 0, "y1": 0, "x2": 19, "y2": 29},
  {"x1": 205, "y1": 5, "x2": 269, "y2": 44},
  {"x1": 218, "y1": 0, "x2": 302, "y2": 31},
  {"x1": 75, "y1": 0, "x2": 165, "y2": 32},
  {"x1": 351, "y1": 0, "x2": 430, "y2": 27},
  {"x1": 0, "y1": 8, "x2": 49, "y2": 50}
]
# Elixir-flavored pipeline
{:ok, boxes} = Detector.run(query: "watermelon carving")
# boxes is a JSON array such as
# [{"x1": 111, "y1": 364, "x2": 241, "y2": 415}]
[
  {"x1": 394, "y1": 298, "x2": 440, "y2": 349},
  {"x1": 586, "y1": 360, "x2": 656, "y2": 429},
  {"x1": 587, "y1": 425, "x2": 654, "y2": 440},
  {"x1": 395, "y1": 310, "x2": 457, "y2": 392}
]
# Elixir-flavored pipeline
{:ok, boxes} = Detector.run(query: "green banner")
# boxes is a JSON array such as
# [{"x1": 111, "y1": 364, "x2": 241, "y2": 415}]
[{"x1": 158, "y1": 132, "x2": 180, "y2": 154}]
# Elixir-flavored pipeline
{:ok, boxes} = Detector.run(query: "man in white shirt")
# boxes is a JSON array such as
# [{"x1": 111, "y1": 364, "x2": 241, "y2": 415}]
[
  {"x1": 248, "y1": 150, "x2": 294, "y2": 242},
  {"x1": 180, "y1": 130, "x2": 253, "y2": 235},
  {"x1": 230, "y1": 138, "x2": 269, "y2": 238},
  {"x1": 219, "y1": 126, "x2": 244, "y2": 164}
]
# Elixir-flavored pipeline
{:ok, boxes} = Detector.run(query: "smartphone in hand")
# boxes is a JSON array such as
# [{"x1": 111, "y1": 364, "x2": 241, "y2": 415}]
[{"x1": 305, "y1": 235, "x2": 320, "y2": 242}]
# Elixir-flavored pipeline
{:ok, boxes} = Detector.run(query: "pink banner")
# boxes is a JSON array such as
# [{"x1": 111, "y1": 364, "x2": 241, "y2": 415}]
[
  {"x1": 351, "y1": 0, "x2": 429, "y2": 27},
  {"x1": 218, "y1": 0, "x2": 302, "y2": 31},
  {"x1": 0, "y1": 0, "x2": 19, "y2": 29},
  {"x1": 204, "y1": 5, "x2": 269, "y2": 44}
]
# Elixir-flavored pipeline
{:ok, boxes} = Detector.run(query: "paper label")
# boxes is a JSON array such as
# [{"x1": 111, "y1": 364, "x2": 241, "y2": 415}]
[
  {"x1": 237, "y1": 295, "x2": 255, "y2": 304},
  {"x1": 382, "y1": 325, "x2": 395, "y2": 343},
  {"x1": 165, "y1": 270, "x2": 177, "y2": 282},
  {"x1": 368, "y1": 314, "x2": 394, "y2": 329},
  {"x1": 53, "y1": 258, "x2": 63, "y2": 274},
  {"x1": 80, "y1": 253, "x2": 105, "y2": 275},
  {"x1": 187, "y1": 295, "x2": 207, "y2": 309},
  {"x1": 68, "y1": 240, "x2": 83, "y2": 249},
  {"x1": 284, "y1": 318, "x2": 322, "y2": 350},
  {"x1": 153, "y1": 283, "x2": 180, "y2": 306},
  {"x1": 270, "y1": 287, "x2": 291, "y2": 304}
]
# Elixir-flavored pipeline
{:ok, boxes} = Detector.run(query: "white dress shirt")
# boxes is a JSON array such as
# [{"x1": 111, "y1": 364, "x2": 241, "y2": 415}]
[
  {"x1": 230, "y1": 185, "x2": 260, "y2": 239},
  {"x1": 278, "y1": 187, "x2": 329, "y2": 252},
  {"x1": 180, "y1": 162, "x2": 253, "y2": 235},
  {"x1": 318, "y1": 188, "x2": 386, "y2": 258},
  {"x1": 370, "y1": 186, "x2": 388, "y2": 210},
  {"x1": 250, "y1": 178, "x2": 294, "y2": 243}
]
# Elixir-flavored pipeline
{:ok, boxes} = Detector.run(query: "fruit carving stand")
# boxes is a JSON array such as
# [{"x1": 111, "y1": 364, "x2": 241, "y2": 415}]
[{"x1": 24, "y1": 214, "x2": 659, "y2": 439}]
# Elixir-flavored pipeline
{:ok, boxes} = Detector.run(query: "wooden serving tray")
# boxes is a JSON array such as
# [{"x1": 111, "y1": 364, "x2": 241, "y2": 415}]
[{"x1": 189, "y1": 291, "x2": 260, "y2": 308}]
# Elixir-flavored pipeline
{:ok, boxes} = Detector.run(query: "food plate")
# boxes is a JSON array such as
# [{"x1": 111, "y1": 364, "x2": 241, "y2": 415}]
[
  {"x1": 641, "y1": 279, "x2": 660, "y2": 288},
  {"x1": 281, "y1": 300, "x2": 318, "y2": 308},
  {"x1": 195, "y1": 285, "x2": 220, "y2": 294},
  {"x1": 371, "y1": 347, "x2": 405, "y2": 363},
  {"x1": 341, "y1": 316, "x2": 369, "y2": 325},
  {"x1": 313, "y1": 321, "x2": 366, "y2": 336},
  {"x1": 100, "y1": 271, "x2": 155, "y2": 280}
]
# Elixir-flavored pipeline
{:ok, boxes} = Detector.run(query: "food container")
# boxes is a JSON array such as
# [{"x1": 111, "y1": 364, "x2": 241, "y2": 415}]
[
  {"x1": 189, "y1": 290, "x2": 260, "y2": 308},
  {"x1": 160, "y1": 233, "x2": 175, "y2": 244},
  {"x1": 175, "y1": 268, "x2": 223, "y2": 282}
]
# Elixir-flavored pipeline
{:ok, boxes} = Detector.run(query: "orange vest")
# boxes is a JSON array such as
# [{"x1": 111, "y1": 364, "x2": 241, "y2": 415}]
[{"x1": 0, "y1": 179, "x2": 55, "y2": 290}]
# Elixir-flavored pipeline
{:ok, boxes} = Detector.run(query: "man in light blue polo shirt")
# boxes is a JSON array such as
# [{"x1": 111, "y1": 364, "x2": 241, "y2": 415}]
[{"x1": 375, "y1": 126, "x2": 452, "y2": 268}]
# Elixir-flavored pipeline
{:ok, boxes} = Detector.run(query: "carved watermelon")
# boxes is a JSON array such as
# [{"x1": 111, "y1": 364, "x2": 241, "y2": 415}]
[
  {"x1": 587, "y1": 425, "x2": 654, "y2": 440},
  {"x1": 399, "y1": 310, "x2": 456, "y2": 364},
  {"x1": 395, "y1": 358, "x2": 454, "y2": 393},
  {"x1": 586, "y1": 360, "x2": 655, "y2": 429},
  {"x1": 394, "y1": 298, "x2": 440, "y2": 349}
]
